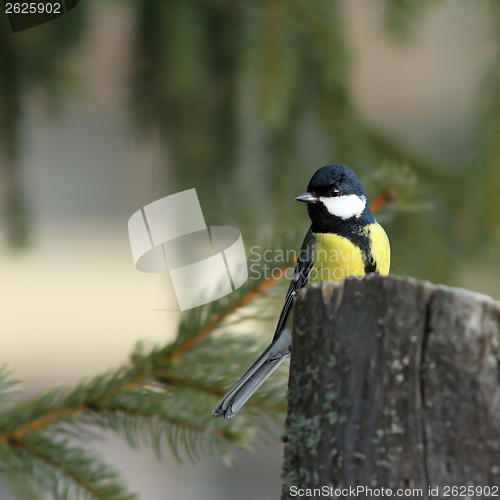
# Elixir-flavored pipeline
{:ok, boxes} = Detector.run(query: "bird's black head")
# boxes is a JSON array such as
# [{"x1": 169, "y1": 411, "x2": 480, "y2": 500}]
[{"x1": 296, "y1": 164, "x2": 374, "y2": 234}]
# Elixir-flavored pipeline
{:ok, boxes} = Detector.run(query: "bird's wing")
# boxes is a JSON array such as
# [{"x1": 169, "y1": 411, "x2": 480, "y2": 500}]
[{"x1": 272, "y1": 227, "x2": 315, "y2": 341}]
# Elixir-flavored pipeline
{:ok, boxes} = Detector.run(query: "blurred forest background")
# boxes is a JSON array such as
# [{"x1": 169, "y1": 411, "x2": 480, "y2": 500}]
[{"x1": 2, "y1": 0, "x2": 500, "y2": 499}]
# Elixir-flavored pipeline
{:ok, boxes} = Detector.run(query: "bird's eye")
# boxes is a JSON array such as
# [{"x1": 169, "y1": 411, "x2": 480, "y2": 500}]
[{"x1": 329, "y1": 187, "x2": 340, "y2": 197}]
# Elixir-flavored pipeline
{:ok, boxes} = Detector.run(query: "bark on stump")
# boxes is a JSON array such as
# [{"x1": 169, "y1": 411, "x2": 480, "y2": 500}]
[{"x1": 282, "y1": 275, "x2": 500, "y2": 500}]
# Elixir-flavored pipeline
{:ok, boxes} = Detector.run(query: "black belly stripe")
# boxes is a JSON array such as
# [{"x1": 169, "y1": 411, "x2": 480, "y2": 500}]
[{"x1": 343, "y1": 228, "x2": 377, "y2": 274}]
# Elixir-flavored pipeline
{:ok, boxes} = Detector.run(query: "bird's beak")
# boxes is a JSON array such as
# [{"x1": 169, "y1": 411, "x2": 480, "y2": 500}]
[{"x1": 295, "y1": 192, "x2": 319, "y2": 204}]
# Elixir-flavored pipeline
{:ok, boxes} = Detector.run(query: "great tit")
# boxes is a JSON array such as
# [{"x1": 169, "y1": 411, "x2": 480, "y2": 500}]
[{"x1": 213, "y1": 164, "x2": 390, "y2": 419}]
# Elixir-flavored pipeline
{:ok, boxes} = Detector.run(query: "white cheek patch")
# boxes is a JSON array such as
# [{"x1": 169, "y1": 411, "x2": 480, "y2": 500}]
[{"x1": 319, "y1": 194, "x2": 366, "y2": 219}]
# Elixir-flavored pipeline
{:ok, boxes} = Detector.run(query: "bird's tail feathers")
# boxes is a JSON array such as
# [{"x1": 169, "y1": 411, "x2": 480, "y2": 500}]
[{"x1": 212, "y1": 330, "x2": 290, "y2": 419}]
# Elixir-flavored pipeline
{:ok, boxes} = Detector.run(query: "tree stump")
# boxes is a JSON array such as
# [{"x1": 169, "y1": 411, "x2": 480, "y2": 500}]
[{"x1": 282, "y1": 275, "x2": 500, "y2": 499}]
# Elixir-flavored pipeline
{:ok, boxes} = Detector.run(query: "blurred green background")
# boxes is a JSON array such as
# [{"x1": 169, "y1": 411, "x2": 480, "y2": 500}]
[{"x1": 1, "y1": 0, "x2": 500, "y2": 499}]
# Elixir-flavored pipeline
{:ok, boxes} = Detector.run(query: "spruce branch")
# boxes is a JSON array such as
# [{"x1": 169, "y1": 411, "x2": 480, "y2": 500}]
[
  {"x1": 0, "y1": 265, "x2": 290, "y2": 445},
  {"x1": 10, "y1": 434, "x2": 135, "y2": 500},
  {"x1": 0, "y1": 367, "x2": 21, "y2": 409},
  {"x1": 363, "y1": 161, "x2": 431, "y2": 221}
]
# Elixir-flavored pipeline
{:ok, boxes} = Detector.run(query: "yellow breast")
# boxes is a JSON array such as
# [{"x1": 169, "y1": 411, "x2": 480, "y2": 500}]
[
  {"x1": 368, "y1": 221, "x2": 390, "y2": 275},
  {"x1": 309, "y1": 222, "x2": 390, "y2": 284}
]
